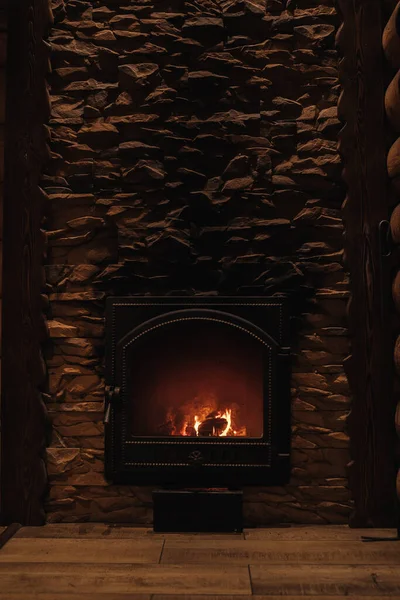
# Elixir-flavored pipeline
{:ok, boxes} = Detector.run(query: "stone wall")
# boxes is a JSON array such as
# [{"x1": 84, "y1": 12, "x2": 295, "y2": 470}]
[{"x1": 43, "y1": 0, "x2": 352, "y2": 524}]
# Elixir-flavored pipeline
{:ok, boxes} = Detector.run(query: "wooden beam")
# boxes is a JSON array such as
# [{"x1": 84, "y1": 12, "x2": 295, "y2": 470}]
[
  {"x1": 0, "y1": 0, "x2": 51, "y2": 524},
  {"x1": 337, "y1": 0, "x2": 397, "y2": 526}
]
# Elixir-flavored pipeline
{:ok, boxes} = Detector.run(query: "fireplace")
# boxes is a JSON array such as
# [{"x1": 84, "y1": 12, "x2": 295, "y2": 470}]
[{"x1": 105, "y1": 297, "x2": 291, "y2": 487}]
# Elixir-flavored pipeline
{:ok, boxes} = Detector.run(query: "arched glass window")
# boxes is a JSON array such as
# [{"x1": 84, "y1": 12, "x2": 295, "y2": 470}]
[{"x1": 123, "y1": 316, "x2": 265, "y2": 438}]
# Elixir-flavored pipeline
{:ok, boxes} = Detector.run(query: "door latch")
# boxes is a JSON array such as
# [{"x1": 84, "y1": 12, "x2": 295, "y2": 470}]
[{"x1": 104, "y1": 385, "x2": 120, "y2": 424}]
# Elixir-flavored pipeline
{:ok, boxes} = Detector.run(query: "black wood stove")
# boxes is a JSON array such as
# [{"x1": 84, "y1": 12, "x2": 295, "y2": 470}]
[{"x1": 104, "y1": 296, "x2": 291, "y2": 491}]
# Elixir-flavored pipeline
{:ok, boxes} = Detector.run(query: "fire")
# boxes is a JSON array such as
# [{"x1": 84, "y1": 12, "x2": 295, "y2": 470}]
[
  {"x1": 219, "y1": 409, "x2": 231, "y2": 437},
  {"x1": 194, "y1": 415, "x2": 201, "y2": 436},
  {"x1": 158, "y1": 394, "x2": 247, "y2": 437},
  {"x1": 190, "y1": 407, "x2": 244, "y2": 437}
]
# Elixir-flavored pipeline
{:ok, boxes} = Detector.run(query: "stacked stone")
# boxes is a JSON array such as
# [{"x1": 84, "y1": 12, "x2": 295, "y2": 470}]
[
  {"x1": 383, "y1": 1, "x2": 400, "y2": 533},
  {"x1": 43, "y1": 0, "x2": 352, "y2": 524}
]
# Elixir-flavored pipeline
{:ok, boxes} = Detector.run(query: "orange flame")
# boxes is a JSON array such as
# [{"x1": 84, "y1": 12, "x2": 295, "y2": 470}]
[
  {"x1": 162, "y1": 395, "x2": 247, "y2": 437},
  {"x1": 192, "y1": 408, "x2": 236, "y2": 437},
  {"x1": 194, "y1": 415, "x2": 201, "y2": 436},
  {"x1": 219, "y1": 408, "x2": 232, "y2": 437}
]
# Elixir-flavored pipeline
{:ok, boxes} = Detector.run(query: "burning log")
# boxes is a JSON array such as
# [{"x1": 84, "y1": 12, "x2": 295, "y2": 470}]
[
  {"x1": 198, "y1": 413, "x2": 229, "y2": 437},
  {"x1": 158, "y1": 404, "x2": 246, "y2": 437},
  {"x1": 185, "y1": 425, "x2": 197, "y2": 437}
]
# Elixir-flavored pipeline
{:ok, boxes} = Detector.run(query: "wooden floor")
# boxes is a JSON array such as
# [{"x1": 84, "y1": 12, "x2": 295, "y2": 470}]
[{"x1": 0, "y1": 525, "x2": 399, "y2": 598}]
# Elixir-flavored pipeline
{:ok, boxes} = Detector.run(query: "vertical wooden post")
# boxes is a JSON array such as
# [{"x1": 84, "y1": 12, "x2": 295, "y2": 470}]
[
  {"x1": 0, "y1": 0, "x2": 7, "y2": 522},
  {"x1": 337, "y1": 0, "x2": 397, "y2": 526},
  {"x1": 383, "y1": 0, "x2": 400, "y2": 535},
  {"x1": 0, "y1": 0, "x2": 51, "y2": 525}
]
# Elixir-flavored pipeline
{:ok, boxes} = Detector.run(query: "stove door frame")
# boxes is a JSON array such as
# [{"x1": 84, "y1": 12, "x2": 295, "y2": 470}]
[{"x1": 105, "y1": 297, "x2": 291, "y2": 486}]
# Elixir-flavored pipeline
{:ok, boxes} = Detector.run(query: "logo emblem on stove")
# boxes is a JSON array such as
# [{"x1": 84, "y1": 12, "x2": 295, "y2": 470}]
[{"x1": 188, "y1": 450, "x2": 204, "y2": 464}]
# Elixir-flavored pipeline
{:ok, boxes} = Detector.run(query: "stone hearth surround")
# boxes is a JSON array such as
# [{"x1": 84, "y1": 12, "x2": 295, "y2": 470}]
[{"x1": 43, "y1": 0, "x2": 351, "y2": 524}]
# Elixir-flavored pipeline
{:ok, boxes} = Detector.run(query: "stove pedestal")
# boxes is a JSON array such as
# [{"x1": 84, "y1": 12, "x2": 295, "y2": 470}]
[{"x1": 152, "y1": 489, "x2": 243, "y2": 533}]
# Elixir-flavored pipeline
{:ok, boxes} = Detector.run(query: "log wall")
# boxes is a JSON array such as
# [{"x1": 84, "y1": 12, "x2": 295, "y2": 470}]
[{"x1": 383, "y1": 0, "x2": 400, "y2": 530}]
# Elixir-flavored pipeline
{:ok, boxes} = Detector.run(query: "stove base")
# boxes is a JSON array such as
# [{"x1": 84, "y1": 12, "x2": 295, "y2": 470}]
[{"x1": 152, "y1": 489, "x2": 243, "y2": 533}]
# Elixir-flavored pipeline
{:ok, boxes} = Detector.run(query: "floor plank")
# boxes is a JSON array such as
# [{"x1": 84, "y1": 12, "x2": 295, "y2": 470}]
[
  {"x1": 15, "y1": 524, "x2": 153, "y2": 538},
  {"x1": 0, "y1": 596, "x2": 151, "y2": 600},
  {"x1": 155, "y1": 597, "x2": 400, "y2": 600},
  {"x1": 0, "y1": 538, "x2": 163, "y2": 563},
  {"x1": 250, "y1": 564, "x2": 400, "y2": 596},
  {"x1": 2, "y1": 597, "x2": 400, "y2": 600},
  {"x1": 1, "y1": 598, "x2": 400, "y2": 600},
  {"x1": 16, "y1": 524, "x2": 244, "y2": 540},
  {"x1": 0, "y1": 563, "x2": 251, "y2": 595},
  {"x1": 2, "y1": 527, "x2": 400, "y2": 597},
  {"x1": 244, "y1": 525, "x2": 397, "y2": 541},
  {"x1": 162, "y1": 539, "x2": 400, "y2": 565}
]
